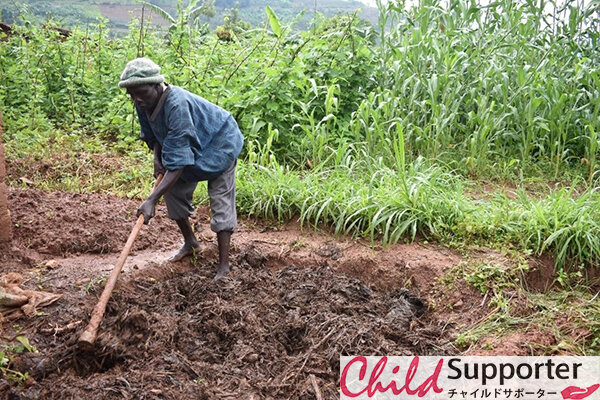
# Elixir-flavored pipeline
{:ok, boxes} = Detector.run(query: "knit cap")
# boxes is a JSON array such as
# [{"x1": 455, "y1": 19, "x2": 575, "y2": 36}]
[{"x1": 118, "y1": 58, "x2": 165, "y2": 88}]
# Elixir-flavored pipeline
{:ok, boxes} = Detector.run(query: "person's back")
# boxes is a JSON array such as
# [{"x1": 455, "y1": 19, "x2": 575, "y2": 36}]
[{"x1": 136, "y1": 85, "x2": 243, "y2": 182}]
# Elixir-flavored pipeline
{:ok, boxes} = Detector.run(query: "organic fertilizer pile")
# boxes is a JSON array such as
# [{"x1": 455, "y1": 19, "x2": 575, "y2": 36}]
[
  {"x1": 2, "y1": 187, "x2": 448, "y2": 399},
  {"x1": 7, "y1": 261, "x2": 441, "y2": 399}
]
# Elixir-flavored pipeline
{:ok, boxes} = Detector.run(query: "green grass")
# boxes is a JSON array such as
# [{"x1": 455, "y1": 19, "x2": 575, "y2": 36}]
[
  {"x1": 7, "y1": 128, "x2": 600, "y2": 271},
  {"x1": 4, "y1": 126, "x2": 154, "y2": 197},
  {"x1": 234, "y1": 157, "x2": 600, "y2": 269},
  {"x1": 0, "y1": 336, "x2": 38, "y2": 384},
  {"x1": 450, "y1": 259, "x2": 600, "y2": 355}
]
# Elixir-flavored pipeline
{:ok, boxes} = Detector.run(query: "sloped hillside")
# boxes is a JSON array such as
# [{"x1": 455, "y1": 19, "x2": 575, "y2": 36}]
[{"x1": 0, "y1": 0, "x2": 378, "y2": 33}]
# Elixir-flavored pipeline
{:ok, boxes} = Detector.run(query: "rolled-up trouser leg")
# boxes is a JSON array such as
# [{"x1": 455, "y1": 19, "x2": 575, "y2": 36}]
[
  {"x1": 208, "y1": 160, "x2": 237, "y2": 233},
  {"x1": 164, "y1": 179, "x2": 199, "y2": 220}
]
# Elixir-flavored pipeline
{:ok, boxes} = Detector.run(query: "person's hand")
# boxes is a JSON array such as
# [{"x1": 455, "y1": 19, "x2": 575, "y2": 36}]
[
  {"x1": 153, "y1": 154, "x2": 166, "y2": 179},
  {"x1": 136, "y1": 199, "x2": 156, "y2": 224}
]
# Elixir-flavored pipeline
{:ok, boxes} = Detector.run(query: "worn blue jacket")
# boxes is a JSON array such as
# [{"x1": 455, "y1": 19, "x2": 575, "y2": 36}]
[{"x1": 136, "y1": 85, "x2": 243, "y2": 182}]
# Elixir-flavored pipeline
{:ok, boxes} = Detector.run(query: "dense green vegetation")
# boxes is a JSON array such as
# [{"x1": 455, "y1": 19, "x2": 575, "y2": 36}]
[{"x1": 1, "y1": 0, "x2": 599, "y2": 273}]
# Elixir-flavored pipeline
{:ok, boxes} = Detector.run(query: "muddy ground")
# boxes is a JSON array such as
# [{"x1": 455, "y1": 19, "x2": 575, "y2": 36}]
[{"x1": 0, "y1": 186, "x2": 558, "y2": 399}]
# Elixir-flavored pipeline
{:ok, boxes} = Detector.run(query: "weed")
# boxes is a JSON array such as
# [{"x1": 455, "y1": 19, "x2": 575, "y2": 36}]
[{"x1": 0, "y1": 336, "x2": 38, "y2": 384}]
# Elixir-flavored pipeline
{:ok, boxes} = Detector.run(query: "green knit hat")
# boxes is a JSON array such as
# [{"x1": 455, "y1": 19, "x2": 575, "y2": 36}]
[{"x1": 118, "y1": 57, "x2": 165, "y2": 88}]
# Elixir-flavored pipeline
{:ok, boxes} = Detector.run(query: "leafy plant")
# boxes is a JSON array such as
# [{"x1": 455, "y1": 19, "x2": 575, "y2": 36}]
[{"x1": 0, "y1": 336, "x2": 38, "y2": 384}]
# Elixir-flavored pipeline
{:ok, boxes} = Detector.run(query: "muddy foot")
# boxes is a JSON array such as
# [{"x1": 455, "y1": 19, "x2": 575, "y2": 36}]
[
  {"x1": 168, "y1": 242, "x2": 201, "y2": 262},
  {"x1": 213, "y1": 264, "x2": 230, "y2": 281}
]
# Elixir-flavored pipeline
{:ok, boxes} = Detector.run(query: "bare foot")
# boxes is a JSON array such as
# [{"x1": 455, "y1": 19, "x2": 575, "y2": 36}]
[
  {"x1": 213, "y1": 264, "x2": 230, "y2": 280},
  {"x1": 168, "y1": 242, "x2": 201, "y2": 262}
]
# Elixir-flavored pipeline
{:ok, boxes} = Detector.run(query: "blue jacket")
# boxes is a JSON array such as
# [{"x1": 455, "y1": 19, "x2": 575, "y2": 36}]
[{"x1": 137, "y1": 85, "x2": 243, "y2": 181}]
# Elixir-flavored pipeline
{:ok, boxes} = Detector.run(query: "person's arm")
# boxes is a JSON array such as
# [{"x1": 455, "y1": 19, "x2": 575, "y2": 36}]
[
  {"x1": 136, "y1": 168, "x2": 183, "y2": 224},
  {"x1": 137, "y1": 107, "x2": 157, "y2": 150},
  {"x1": 138, "y1": 95, "x2": 196, "y2": 224},
  {"x1": 153, "y1": 142, "x2": 166, "y2": 178}
]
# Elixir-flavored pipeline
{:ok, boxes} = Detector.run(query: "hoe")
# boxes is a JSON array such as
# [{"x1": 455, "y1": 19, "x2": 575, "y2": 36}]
[{"x1": 78, "y1": 174, "x2": 163, "y2": 349}]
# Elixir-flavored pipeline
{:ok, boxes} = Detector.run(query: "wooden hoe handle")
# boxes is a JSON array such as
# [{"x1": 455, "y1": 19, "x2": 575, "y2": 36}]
[{"x1": 78, "y1": 175, "x2": 163, "y2": 349}]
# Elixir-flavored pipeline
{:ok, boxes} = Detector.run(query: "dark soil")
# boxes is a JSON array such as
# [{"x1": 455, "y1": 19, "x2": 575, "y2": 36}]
[
  {"x1": 1, "y1": 187, "x2": 453, "y2": 399},
  {"x1": 12, "y1": 264, "x2": 440, "y2": 399}
]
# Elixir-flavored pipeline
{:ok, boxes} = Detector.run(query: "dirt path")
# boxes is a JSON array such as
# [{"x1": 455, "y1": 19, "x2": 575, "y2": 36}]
[{"x1": 0, "y1": 187, "x2": 537, "y2": 398}]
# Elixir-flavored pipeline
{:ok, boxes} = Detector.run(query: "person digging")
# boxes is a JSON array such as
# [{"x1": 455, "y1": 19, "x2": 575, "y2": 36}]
[{"x1": 119, "y1": 58, "x2": 244, "y2": 280}]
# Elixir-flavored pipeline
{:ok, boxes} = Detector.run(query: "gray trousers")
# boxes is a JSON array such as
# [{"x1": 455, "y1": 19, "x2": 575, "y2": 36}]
[{"x1": 163, "y1": 161, "x2": 237, "y2": 233}]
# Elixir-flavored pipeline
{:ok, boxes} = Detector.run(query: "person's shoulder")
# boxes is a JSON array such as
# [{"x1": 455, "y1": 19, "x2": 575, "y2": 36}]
[
  {"x1": 166, "y1": 85, "x2": 184, "y2": 99},
  {"x1": 165, "y1": 85, "x2": 228, "y2": 116},
  {"x1": 166, "y1": 85, "x2": 203, "y2": 105},
  {"x1": 162, "y1": 85, "x2": 186, "y2": 109}
]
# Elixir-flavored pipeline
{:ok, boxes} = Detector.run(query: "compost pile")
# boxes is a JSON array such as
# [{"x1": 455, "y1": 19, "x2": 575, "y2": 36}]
[
  {"x1": 9, "y1": 261, "x2": 439, "y2": 400},
  {"x1": 2, "y1": 187, "x2": 446, "y2": 399}
]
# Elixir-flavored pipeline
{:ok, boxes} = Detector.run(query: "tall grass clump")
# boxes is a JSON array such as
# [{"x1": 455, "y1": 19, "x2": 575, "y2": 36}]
[
  {"x1": 344, "y1": 0, "x2": 600, "y2": 180},
  {"x1": 236, "y1": 156, "x2": 600, "y2": 269},
  {"x1": 236, "y1": 155, "x2": 470, "y2": 243}
]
